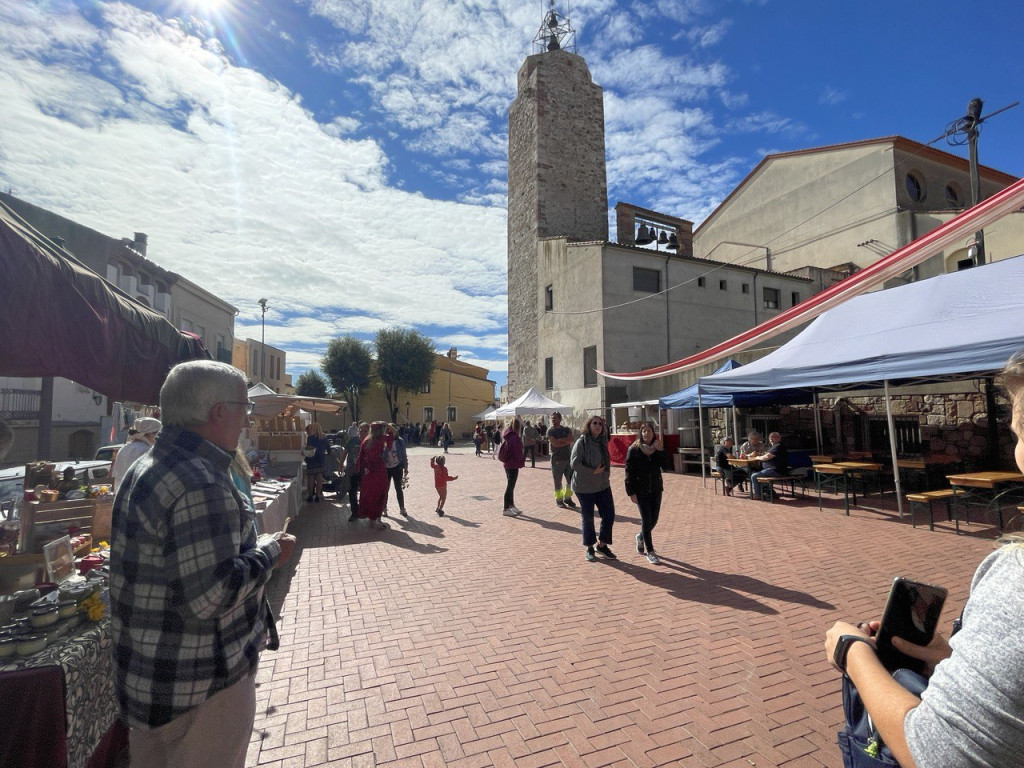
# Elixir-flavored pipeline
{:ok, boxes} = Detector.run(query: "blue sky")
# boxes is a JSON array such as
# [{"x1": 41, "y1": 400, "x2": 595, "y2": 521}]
[{"x1": 2, "y1": 0, "x2": 1021, "y2": 395}]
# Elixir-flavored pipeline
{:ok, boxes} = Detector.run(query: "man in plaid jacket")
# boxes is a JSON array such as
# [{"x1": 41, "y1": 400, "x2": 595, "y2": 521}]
[{"x1": 110, "y1": 360, "x2": 296, "y2": 768}]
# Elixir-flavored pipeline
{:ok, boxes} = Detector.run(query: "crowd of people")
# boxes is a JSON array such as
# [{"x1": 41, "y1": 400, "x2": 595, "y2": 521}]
[{"x1": 96, "y1": 350, "x2": 1024, "y2": 767}]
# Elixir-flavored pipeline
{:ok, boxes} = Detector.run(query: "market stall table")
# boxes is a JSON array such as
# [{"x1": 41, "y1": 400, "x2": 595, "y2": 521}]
[
  {"x1": 945, "y1": 471, "x2": 1024, "y2": 531},
  {"x1": 815, "y1": 462, "x2": 884, "y2": 515},
  {"x1": 0, "y1": 618, "x2": 121, "y2": 768},
  {"x1": 252, "y1": 475, "x2": 302, "y2": 534}
]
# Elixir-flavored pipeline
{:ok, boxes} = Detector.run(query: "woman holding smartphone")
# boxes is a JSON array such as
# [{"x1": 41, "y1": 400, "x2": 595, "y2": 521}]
[{"x1": 824, "y1": 350, "x2": 1024, "y2": 767}]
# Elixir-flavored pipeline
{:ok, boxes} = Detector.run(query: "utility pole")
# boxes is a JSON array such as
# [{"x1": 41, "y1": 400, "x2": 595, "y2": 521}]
[
  {"x1": 937, "y1": 98, "x2": 1018, "y2": 267},
  {"x1": 965, "y1": 98, "x2": 986, "y2": 266}
]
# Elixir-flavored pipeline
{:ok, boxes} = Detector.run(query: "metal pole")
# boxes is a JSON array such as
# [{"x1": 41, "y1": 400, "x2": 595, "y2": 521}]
[
  {"x1": 258, "y1": 298, "x2": 268, "y2": 384},
  {"x1": 967, "y1": 98, "x2": 986, "y2": 266},
  {"x1": 884, "y1": 380, "x2": 904, "y2": 518},
  {"x1": 813, "y1": 391, "x2": 823, "y2": 454},
  {"x1": 698, "y1": 393, "x2": 707, "y2": 488}
]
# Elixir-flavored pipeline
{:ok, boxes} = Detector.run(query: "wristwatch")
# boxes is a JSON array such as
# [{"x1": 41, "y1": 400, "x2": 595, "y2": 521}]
[{"x1": 833, "y1": 634, "x2": 875, "y2": 674}]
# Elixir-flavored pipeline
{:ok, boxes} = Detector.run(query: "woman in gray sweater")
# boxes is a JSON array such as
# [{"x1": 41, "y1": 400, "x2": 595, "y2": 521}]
[
  {"x1": 824, "y1": 350, "x2": 1024, "y2": 767},
  {"x1": 571, "y1": 415, "x2": 616, "y2": 563}
]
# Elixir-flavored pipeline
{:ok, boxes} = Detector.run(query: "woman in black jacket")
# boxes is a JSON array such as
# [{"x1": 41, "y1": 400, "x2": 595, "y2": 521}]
[{"x1": 624, "y1": 422, "x2": 666, "y2": 564}]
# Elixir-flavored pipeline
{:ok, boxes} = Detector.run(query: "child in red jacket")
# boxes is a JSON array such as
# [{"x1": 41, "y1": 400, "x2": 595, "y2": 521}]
[{"x1": 430, "y1": 455, "x2": 458, "y2": 516}]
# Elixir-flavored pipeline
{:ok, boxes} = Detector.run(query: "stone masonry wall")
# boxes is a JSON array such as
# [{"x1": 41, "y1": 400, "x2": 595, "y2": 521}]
[
  {"x1": 704, "y1": 391, "x2": 1016, "y2": 469},
  {"x1": 507, "y1": 50, "x2": 608, "y2": 398}
]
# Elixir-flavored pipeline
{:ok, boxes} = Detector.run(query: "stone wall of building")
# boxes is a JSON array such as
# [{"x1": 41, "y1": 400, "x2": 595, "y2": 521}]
[
  {"x1": 704, "y1": 391, "x2": 1016, "y2": 470},
  {"x1": 507, "y1": 49, "x2": 608, "y2": 398}
]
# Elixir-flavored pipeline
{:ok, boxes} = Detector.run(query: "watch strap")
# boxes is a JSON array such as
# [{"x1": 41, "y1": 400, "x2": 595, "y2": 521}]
[{"x1": 834, "y1": 634, "x2": 875, "y2": 673}]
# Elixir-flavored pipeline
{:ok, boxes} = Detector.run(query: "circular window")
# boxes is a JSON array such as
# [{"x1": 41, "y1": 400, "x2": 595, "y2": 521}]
[
  {"x1": 945, "y1": 183, "x2": 963, "y2": 208},
  {"x1": 905, "y1": 172, "x2": 925, "y2": 202}
]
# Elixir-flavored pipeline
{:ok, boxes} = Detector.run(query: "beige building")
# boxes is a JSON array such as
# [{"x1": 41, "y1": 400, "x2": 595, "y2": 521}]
[
  {"x1": 232, "y1": 339, "x2": 293, "y2": 394},
  {"x1": 506, "y1": 48, "x2": 828, "y2": 416},
  {"x1": 692, "y1": 137, "x2": 1021, "y2": 283},
  {"x1": 327, "y1": 349, "x2": 496, "y2": 440}
]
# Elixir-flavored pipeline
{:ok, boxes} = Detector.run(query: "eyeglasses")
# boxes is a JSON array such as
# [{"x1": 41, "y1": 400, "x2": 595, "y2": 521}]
[
  {"x1": 224, "y1": 401, "x2": 256, "y2": 415},
  {"x1": 591, "y1": 420, "x2": 606, "y2": 426}
]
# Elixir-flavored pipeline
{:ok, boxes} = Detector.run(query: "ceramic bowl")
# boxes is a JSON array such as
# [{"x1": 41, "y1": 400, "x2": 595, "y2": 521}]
[
  {"x1": 0, "y1": 637, "x2": 18, "y2": 658},
  {"x1": 57, "y1": 600, "x2": 78, "y2": 619},
  {"x1": 17, "y1": 635, "x2": 47, "y2": 655},
  {"x1": 0, "y1": 594, "x2": 16, "y2": 624},
  {"x1": 13, "y1": 589, "x2": 40, "y2": 610},
  {"x1": 29, "y1": 605, "x2": 59, "y2": 628}
]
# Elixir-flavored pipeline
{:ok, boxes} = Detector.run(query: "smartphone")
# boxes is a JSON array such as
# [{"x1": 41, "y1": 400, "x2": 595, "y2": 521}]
[{"x1": 875, "y1": 577, "x2": 947, "y2": 674}]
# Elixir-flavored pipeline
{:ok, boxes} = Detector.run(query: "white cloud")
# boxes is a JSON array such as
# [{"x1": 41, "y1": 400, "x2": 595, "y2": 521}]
[
  {"x1": 819, "y1": 85, "x2": 847, "y2": 106},
  {"x1": 0, "y1": 2, "x2": 508, "y2": 380}
]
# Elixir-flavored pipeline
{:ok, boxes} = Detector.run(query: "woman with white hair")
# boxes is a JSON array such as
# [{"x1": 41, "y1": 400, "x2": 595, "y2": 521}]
[
  {"x1": 824, "y1": 351, "x2": 1024, "y2": 767},
  {"x1": 112, "y1": 416, "x2": 162, "y2": 493}
]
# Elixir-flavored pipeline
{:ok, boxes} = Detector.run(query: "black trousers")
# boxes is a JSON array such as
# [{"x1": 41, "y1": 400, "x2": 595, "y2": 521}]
[
  {"x1": 347, "y1": 472, "x2": 361, "y2": 516},
  {"x1": 387, "y1": 465, "x2": 405, "y2": 508},
  {"x1": 636, "y1": 490, "x2": 662, "y2": 552},
  {"x1": 504, "y1": 468, "x2": 519, "y2": 509}
]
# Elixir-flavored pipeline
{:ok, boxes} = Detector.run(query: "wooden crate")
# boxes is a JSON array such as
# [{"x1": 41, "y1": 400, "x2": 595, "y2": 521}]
[{"x1": 18, "y1": 499, "x2": 97, "y2": 554}]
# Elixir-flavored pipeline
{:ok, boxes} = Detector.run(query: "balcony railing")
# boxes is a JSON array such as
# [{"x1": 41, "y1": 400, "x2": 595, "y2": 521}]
[{"x1": 0, "y1": 388, "x2": 41, "y2": 420}]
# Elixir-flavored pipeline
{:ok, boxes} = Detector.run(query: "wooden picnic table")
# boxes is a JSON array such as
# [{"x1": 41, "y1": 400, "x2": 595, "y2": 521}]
[
  {"x1": 945, "y1": 471, "x2": 1024, "y2": 530},
  {"x1": 815, "y1": 461, "x2": 884, "y2": 515}
]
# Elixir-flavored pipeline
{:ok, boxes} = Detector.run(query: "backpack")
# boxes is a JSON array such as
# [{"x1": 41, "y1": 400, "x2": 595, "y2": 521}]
[
  {"x1": 497, "y1": 437, "x2": 510, "y2": 462},
  {"x1": 837, "y1": 669, "x2": 927, "y2": 767}
]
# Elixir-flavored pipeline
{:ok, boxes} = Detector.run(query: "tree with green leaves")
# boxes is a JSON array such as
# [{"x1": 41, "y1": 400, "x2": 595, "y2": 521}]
[
  {"x1": 295, "y1": 369, "x2": 328, "y2": 398},
  {"x1": 321, "y1": 336, "x2": 372, "y2": 420},
  {"x1": 374, "y1": 327, "x2": 435, "y2": 422}
]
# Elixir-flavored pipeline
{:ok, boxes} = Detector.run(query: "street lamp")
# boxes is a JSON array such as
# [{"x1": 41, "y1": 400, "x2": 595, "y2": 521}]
[
  {"x1": 257, "y1": 298, "x2": 268, "y2": 384},
  {"x1": 405, "y1": 401, "x2": 411, "y2": 423}
]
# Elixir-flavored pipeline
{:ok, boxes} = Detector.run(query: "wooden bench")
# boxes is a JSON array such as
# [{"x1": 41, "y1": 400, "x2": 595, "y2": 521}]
[
  {"x1": 756, "y1": 474, "x2": 796, "y2": 502},
  {"x1": 906, "y1": 489, "x2": 964, "y2": 531}
]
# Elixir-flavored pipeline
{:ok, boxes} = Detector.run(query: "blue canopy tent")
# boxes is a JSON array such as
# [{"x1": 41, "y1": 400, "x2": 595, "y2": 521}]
[
  {"x1": 659, "y1": 360, "x2": 814, "y2": 409},
  {"x1": 660, "y1": 360, "x2": 819, "y2": 482},
  {"x1": 696, "y1": 255, "x2": 1024, "y2": 512}
]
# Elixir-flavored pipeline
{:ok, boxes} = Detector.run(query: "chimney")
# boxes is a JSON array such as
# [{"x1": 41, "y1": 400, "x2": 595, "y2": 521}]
[{"x1": 133, "y1": 232, "x2": 148, "y2": 256}]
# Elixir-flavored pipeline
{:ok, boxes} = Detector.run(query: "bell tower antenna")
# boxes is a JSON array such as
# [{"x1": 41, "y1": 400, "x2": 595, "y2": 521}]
[{"x1": 533, "y1": 0, "x2": 576, "y2": 54}]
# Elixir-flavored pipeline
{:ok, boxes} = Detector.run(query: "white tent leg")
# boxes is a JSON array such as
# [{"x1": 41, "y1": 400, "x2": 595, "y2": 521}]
[
  {"x1": 884, "y1": 380, "x2": 905, "y2": 518},
  {"x1": 732, "y1": 406, "x2": 739, "y2": 445},
  {"x1": 813, "y1": 391, "x2": 823, "y2": 454},
  {"x1": 699, "y1": 392, "x2": 707, "y2": 488}
]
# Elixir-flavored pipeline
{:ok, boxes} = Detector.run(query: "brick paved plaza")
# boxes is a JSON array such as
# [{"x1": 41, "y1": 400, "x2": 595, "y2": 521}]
[{"x1": 251, "y1": 445, "x2": 1002, "y2": 767}]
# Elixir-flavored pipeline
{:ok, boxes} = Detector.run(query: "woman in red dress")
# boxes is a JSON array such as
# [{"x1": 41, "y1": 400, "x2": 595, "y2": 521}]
[{"x1": 357, "y1": 421, "x2": 391, "y2": 530}]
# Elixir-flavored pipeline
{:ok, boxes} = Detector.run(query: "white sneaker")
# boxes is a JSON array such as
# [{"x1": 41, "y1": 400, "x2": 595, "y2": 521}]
[
  {"x1": 511, "y1": 506, "x2": 522, "y2": 516},
  {"x1": 646, "y1": 552, "x2": 661, "y2": 565},
  {"x1": 502, "y1": 508, "x2": 517, "y2": 516}
]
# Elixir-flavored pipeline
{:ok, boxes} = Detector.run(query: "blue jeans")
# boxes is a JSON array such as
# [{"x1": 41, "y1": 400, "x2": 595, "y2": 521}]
[
  {"x1": 750, "y1": 467, "x2": 784, "y2": 498},
  {"x1": 578, "y1": 487, "x2": 615, "y2": 547}
]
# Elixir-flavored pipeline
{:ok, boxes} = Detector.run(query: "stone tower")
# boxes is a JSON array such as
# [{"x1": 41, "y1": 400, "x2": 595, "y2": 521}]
[{"x1": 507, "y1": 46, "x2": 609, "y2": 396}]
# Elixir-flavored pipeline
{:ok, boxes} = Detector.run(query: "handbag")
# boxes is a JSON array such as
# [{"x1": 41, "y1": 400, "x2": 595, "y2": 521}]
[{"x1": 837, "y1": 668, "x2": 928, "y2": 768}]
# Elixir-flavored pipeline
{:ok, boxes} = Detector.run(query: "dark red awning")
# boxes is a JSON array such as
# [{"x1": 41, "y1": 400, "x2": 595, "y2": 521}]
[{"x1": 0, "y1": 200, "x2": 210, "y2": 404}]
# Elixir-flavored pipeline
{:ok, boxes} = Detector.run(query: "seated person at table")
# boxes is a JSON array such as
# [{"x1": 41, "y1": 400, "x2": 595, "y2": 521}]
[
  {"x1": 715, "y1": 437, "x2": 746, "y2": 495},
  {"x1": 739, "y1": 430, "x2": 765, "y2": 458},
  {"x1": 51, "y1": 466, "x2": 81, "y2": 499},
  {"x1": 749, "y1": 432, "x2": 788, "y2": 499},
  {"x1": 823, "y1": 350, "x2": 1024, "y2": 767}
]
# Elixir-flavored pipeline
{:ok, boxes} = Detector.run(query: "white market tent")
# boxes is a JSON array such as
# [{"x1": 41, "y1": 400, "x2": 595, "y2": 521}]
[
  {"x1": 472, "y1": 407, "x2": 499, "y2": 421},
  {"x1": 492, "y1": 387, "x2": 573, "y2": 419},
  {"x1": 247, "y1": 383, "x2": 347, "y2": 420},
  {"x1": 696, "y1": 255, "x2": 1024, "y2": 513}
]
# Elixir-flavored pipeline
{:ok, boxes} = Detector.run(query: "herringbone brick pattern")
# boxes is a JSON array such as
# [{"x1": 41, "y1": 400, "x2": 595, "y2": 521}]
[{"x1": 250, "y1": 446, "x2": 1000, "y2": 767}]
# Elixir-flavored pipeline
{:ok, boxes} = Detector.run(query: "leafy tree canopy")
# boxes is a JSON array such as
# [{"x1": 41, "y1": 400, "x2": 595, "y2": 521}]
[
  {"x1": 321, "y1": 336, "x2": 372, "y2": 419},
  {"x1": 295, "y1": 369, "x2": 328, "y2": 398},
  {"x1": 374, "y1": 327, "x2": 435, "y2": 421}
]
